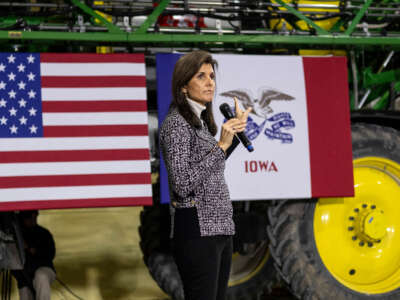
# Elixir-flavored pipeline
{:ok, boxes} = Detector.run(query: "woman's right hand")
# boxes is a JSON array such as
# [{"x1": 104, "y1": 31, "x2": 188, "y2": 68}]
[{"x1": 217, "y1": 118, "x2": 247, "y2": 152}]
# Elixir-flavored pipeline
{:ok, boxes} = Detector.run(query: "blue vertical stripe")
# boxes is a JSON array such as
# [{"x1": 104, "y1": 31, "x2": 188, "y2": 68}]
[{"x1": 156, "y1": 53, "x2": 182, "y2": 204}]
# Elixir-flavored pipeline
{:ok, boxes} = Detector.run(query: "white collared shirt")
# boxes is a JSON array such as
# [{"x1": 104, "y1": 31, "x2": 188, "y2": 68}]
[{"x1": 187, "y1": 97, "x2": 206, "y2": 122}]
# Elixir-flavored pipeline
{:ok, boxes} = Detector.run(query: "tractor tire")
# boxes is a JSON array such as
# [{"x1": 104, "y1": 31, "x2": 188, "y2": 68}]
[
  {"x1": 267, "y1": 123, "x2": 400, "y2": 300},
  {"x1": 227, "y1": 241, "x2": 276, "y2": 300},
  {"x1": 228, "y1": 202, "x2": 277, "y2": 300},
  {"x1": 139, "y1": 205, "x2": 184, "y2": 300},
  {"x1": 139, "y1": 204, "x2": 276, "y2": 300}
]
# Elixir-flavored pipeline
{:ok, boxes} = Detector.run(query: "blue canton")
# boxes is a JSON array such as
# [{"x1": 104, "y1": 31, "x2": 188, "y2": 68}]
[{"x1": 0, "y1": 53, "x2": 43, "y2": 138}]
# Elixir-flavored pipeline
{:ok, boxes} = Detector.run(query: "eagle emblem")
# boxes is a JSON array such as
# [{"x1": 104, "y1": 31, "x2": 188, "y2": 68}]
[{"x1": 220, "y1": 87, "x2": 295, "y2": 119}]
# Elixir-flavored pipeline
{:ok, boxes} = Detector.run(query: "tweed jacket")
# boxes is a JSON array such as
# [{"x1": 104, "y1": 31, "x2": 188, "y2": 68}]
[{"x1": 159, "y1": 108, "x2": 235, "y2": 237}]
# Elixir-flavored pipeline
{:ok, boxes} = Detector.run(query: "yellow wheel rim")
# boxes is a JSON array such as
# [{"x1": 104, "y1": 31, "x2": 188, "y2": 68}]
[
  {"x1": 314, "y1": 157, "x2": 400, "y2": 294},
  {"x1": 228, "y1": 242, "x2": 269, "y2": 286}
]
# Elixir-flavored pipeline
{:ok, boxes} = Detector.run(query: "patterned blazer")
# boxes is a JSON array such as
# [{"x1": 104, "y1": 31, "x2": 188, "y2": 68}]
[{"x1": 159, "y1": 108, "x2": 235, "y2": 237}]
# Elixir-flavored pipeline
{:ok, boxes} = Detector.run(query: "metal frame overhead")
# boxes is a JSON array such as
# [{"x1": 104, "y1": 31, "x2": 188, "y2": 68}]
[{"x1": 0, "y1": 1, "x2": 400, "y2": 49}]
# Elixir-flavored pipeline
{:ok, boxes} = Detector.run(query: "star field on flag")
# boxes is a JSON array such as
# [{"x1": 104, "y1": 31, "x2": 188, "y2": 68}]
[{"x1": 0, "y1": 53, "x2": 43, "y2": 137}]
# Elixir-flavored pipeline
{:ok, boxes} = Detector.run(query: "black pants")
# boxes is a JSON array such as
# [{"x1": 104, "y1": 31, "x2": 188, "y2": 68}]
[{"x1": 173, "y1": 235, "x2": 233, "y2": 300}]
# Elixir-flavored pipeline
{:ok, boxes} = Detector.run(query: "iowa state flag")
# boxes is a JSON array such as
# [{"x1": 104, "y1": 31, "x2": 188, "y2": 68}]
[
  {"x1": 0, "y1": 53, "x2": 152, "y2": 210},
  {"x1": 157, "y1": 53, "x2": 354, "y2": 202}
]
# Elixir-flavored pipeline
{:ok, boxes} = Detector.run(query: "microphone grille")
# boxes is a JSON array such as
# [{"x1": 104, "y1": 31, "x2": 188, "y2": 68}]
[{"x1": 219, "y1": 103, "x2": 234, "y2": 119}]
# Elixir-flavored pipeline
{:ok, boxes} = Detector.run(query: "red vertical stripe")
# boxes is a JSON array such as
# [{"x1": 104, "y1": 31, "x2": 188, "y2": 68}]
[{"x1": 303, "y1": 57, "x2": 354, "y2": 197}]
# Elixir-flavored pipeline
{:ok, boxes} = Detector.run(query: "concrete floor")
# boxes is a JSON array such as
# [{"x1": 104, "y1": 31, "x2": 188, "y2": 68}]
[
  {"x1": 10, "y1": 207, "x2": 168, "y2": 300},
  {"x1": 8, "y1": 206, "x2": 296, "y2": 300}
]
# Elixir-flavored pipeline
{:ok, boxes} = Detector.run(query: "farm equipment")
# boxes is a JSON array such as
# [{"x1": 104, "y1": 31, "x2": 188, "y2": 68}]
[{"x1": 1, "y1": 1, "x2": 400, "y2": 299}]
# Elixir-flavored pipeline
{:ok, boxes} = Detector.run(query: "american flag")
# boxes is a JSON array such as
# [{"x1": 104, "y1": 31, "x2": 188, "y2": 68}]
[{"x1": 0, "y1": 53, "x2": 152, "y2": 211}]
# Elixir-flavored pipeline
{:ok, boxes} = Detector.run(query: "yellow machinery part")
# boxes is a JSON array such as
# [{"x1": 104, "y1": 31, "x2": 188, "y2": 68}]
[
  {"x1": 229, "y1": 243, "x2": 270, "y2": 286},
  {"x1": 299, "y1": 50, "x2": 346, "y2": 56},
  {"x1": 314, "y1": 157, "x2": 400, "y2": 294},
  {"x1": 270, "y1": 1, "x2": 344, "y2": 56},
  {"x1": 269, "y1": 0, "x2": 340, "y2": 32},
  {"x1": 93, "y1": 1, "x2": 114, "y2": 54}
]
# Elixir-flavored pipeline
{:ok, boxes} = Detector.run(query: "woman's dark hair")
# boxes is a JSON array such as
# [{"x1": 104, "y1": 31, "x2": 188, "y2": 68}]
[{"x1": 170, "y1": 50, "x2": 218, "y2": 136}]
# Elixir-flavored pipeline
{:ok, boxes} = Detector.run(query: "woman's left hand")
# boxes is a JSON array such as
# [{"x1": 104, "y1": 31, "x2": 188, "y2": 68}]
[{"x1": 234, "y1": 97, "x2": 252, "y2": 125}]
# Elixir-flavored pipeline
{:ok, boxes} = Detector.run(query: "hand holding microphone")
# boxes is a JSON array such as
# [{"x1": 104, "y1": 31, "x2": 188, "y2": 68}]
[
  {"x1": 217, "y1": 117, "x2": 245, "y2": 152},
  {"x1": 218, "y1": 97, "x2": 253, "y2": 152}
]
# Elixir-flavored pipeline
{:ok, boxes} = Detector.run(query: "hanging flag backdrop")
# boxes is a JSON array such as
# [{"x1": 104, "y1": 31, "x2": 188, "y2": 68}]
[
  {"x1": 0, "y1": 53, "x2": 152, "y2": 211},
  {"x1": 157, "y1": 53, "x2": 354, "y2": 203}
]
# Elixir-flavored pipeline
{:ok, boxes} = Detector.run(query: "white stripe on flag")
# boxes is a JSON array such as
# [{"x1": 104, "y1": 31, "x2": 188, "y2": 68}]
[
  {"x1": 0, "y1": 161, "x2": 151, "y2": 176},
  {"x1": 0, "y1": 137, "x2": 149, "y2": 151},
  {"x1": 43, "y1": 112, "x2": 148, "y2": 126},
  {"x1": 0, "y1": 184, "x2": 152, "y2": 202},
  {"x1": 41, "y1": 87, "x2": 147, "y2": 101},
  {"x1": 41, "y1": 63, "x2": 146, "y2": 76}
]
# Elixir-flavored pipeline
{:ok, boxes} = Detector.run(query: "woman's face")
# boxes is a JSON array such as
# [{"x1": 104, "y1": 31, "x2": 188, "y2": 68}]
[{"x1": 183, "y1": 63, "x2": 215, "y2": 106}]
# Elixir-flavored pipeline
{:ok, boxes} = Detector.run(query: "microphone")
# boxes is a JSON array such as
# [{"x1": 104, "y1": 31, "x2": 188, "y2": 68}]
[{"x1": 219, "y1": 103, "x2": 254, "y2": 152}]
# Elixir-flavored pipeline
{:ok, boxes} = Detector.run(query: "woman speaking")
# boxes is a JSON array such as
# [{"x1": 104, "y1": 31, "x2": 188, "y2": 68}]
[{"x1": 159, "y1": 50, "x2": 251, "y2": 300}]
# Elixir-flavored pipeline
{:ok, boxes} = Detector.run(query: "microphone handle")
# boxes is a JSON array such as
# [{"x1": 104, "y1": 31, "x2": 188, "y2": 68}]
[
  {"x1": 219, "y1": 103, "x2": 254, "y2": 152},
  {"x1": 236, "y1": 132, "x2": 254, "y2": 152}
]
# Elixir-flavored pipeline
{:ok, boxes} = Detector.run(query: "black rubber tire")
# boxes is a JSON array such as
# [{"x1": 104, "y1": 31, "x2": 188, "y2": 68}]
[
  {"x1": 139, "y1": 204, "x2": 277, "y2": 300},
  {"x1": 267, "y1": 123, "x2": 400, "y2": 300},
  {"x1": 227, "y1": 255, "x2": 276, "y2": 300},
  {"x1": 228, "y1": 202, "x2": 277, "y2": 300},
  {"x1": 139, "y1": 205, "x2": 184, "y2": 300},
  {"x1": 228, "y1": 252, "x2": 277, "y2": 300}
]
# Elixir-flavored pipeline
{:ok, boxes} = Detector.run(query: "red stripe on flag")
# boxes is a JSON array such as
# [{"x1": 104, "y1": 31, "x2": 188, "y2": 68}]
[
  {"x1": 43, "y1": 125, "x2": 148, "y2": 137},
  {"x1": 41, "y1": 76, "x2": 146, "y2": 88},
  {"x1": 303, "y1": 57, "x2": 354, "y2": 197},
  {"x1": 0, "y1": 173, "x2": 151, "y2": 188},
  {"x1": 0, "y1": 149, "x2": 150, "y2": 163},
  {"x1": 40, "y1": 53, "x2": 145, "y2": 63},
  {"x1": 42, "y1": 101, "x2": 148, "y2": 112},
  {"x1": 0, "y1": 197, "x2": 153, "y2": 211}
]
